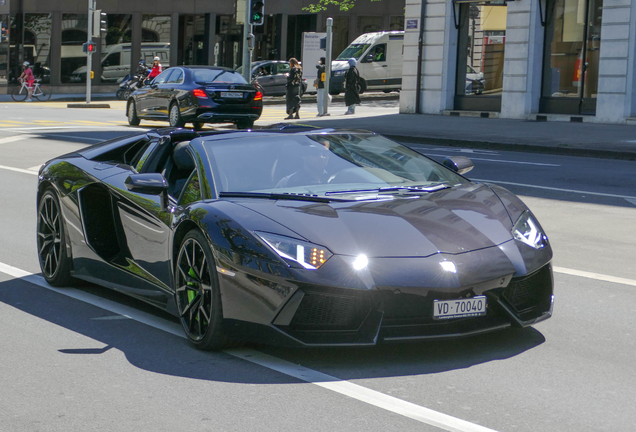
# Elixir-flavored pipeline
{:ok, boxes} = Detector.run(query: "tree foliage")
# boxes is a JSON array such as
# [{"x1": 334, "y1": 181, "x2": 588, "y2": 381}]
[{"x1": 303, "y1": 0, "x2": 383, "y2": 13}]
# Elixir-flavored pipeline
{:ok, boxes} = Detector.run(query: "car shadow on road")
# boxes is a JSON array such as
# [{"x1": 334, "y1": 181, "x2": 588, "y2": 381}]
[{"x1": 0, "y1": 275, "x2": 545, "y2": 385}]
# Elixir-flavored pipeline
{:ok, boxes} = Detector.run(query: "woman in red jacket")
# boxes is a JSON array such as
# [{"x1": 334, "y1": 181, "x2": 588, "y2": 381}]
[{"x1": 147, "y1": 57, "x2": 163, "y2": 81}]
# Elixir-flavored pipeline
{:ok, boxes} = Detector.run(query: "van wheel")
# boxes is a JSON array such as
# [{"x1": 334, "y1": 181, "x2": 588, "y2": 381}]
[{"x1": 359, "y1": 79, "x2": 367, "y2": 94}]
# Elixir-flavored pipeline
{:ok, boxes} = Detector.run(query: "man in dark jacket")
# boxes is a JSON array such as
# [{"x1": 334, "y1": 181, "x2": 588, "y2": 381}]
[{"x1": 344, "y1": 58, "x2": 361, "y2": 115}]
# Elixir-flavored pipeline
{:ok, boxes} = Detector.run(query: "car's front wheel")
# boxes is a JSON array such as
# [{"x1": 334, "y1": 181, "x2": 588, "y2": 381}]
[
  {"x1": 169, "y1": 103, "x2": 185, "y2": 128},
  {"x1": 127, "y1": 100, "x2": 140, "y2": 126},
  {"x1": 37, "y1": 188, "x2": 73, "y2": 286},
  {"x1": 174, "y1": 230, "x2": 232, "y2": 350}
]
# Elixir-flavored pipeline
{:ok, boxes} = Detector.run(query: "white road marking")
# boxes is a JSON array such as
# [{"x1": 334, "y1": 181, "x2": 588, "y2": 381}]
[
  {"x1": 553, "y1": 266, "x2": 636, "y2": 288},
  {"x1": 0, "y1": 164, "x2": 38, "y2": 175},
  {"x1": 424, "y1": 154, "x2": 560, "y2": 167},
  {"x1": 0, "y1": 261, "x2": 498, "y2": 432},
  {"x1": 0, "y1": 134, "x2": 36, "y2": 145},
  {"x1": 474, "y1": 179, "x2": 636, "y2": 200}
]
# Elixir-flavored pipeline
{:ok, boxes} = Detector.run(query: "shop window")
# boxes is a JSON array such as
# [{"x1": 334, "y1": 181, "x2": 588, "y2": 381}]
[
  {"x1": 61, "y1": 14, "x2": 88, "y2": 84},
  {"x1": 358, "y1": 16, "x2": 382, "y2": 34},
  {"x1": 390, "y1": 16, "x2": 404, "y2": 31},
  {"x1": 102, "y1": 14, "x2": 132, "y2": 84}
]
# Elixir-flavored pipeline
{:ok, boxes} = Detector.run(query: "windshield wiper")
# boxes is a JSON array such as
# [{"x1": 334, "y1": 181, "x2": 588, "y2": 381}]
[
  {"x1": 219, "y1": 192, "x2": 351, "y2": 203},
  {"x1": 325, "y1": 184, "x2": 450, "y2": 196},
  {"x1": 211, "y1": 70, "x2": 229, "y2": 82}
]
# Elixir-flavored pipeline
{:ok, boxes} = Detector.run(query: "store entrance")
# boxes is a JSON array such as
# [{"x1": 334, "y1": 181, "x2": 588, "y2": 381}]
[
  {"x1": 454, "y1": 1, "x2": 507, "y2": 112},
  {"x1": 540, "y1": 0, "x2": 603, "y2": 115}
]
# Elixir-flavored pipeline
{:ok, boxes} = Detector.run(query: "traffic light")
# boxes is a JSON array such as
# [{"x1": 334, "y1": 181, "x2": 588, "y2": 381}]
[
  {"x1": 82, "y1": 41, "x2": 97, "y2": 53},
  {"x1": 93, "y1": 10, "x2": 107, "y2": 38},
  {"x1": 249, "y1": 0, "x2": 265, "y2": 25}
]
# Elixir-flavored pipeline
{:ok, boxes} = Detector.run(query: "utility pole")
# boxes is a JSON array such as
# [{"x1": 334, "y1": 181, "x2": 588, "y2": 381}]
[
  {"x1": 86, "y1": 0, "x2": 94, "y2": 104},
  {"x1": 323, "y1": 18, "x2": 333, "y2": 116}
]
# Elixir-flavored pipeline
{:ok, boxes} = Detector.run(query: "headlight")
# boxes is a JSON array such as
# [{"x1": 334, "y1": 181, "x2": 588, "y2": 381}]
[
  {"x1": 512, "y1": 211, "x2": 547, "y2": 249},
  {"x1": 333, "y1": 70, "x2": 346, "y2": 76},
  {"x1": 255, "y1": 232, "x2": 333, "y2": 269}
]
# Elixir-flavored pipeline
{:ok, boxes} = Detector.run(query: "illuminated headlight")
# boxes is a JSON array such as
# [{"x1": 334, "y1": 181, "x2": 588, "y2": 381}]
[
  {"x1": 255, "y1": 232, "x2": 333, "y2": 269},
  {"x1": 512, "y1": 211, "x2": 547, "y2": 249},
  {"x1": 333, "y1": 70, "x2": 346, "y2": 76}
]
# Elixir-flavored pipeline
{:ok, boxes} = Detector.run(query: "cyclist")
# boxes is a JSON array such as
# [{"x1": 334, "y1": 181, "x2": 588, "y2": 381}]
[
  {"x1": 18, "y1": 61, "x2": 35, "y2": 102},
  {"x1": 147, "y1": 56, "x2": 162, "y2": 81}
]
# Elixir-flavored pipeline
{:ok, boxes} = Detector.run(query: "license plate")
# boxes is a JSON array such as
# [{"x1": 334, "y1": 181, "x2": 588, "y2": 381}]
[
  {"x1": 221, "y1": 92, "x2": 243, "y2": 98},
  {"x1": 433, "y1": 296, "x2": 487, "y2": 320}
]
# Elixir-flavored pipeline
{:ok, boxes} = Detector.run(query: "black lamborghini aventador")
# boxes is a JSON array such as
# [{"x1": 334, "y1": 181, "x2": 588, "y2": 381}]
[{"x1": 36, "y1": 126, "x2": 554, "y2": 349}]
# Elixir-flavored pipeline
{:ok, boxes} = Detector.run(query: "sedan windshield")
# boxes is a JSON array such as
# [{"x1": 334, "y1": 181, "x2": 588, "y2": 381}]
[
  {"x1": 336, "y1": 44, "x2": 371, "y2": 61},
  {"x1": 203, "y1": 133, "x2": 468, "y2": 197},
  {"x1": 193, "y1": 69, "x2": 247, "y2": 84}
]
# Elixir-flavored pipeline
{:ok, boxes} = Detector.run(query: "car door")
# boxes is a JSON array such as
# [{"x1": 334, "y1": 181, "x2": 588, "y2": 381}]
[
  {"x1": 162, "y1": 67, "x2": 184, "y2": 116},
  {"x1": 254, "y1": 63, "x2": 275, "y2": 95},
  {"x1": 273, "y1": 62, "x2": 291, "y2": 95},
  {"x1": 137, "y1": 69, "x2": 173, "y2": 116}
]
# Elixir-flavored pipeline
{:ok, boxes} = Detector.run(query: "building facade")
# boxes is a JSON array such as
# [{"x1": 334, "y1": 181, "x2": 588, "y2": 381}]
[
  {"x1": 0, "y1": 0, "x2": 405, "y2": 93},
  {"x1": 400, "y1": 0, "x2": 636, "y2": 123}
]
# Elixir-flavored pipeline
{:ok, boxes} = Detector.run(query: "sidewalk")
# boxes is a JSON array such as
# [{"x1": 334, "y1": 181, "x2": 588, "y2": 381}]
[{"x1": 292, "y1": 111, "x2": 636, "y2": 161}]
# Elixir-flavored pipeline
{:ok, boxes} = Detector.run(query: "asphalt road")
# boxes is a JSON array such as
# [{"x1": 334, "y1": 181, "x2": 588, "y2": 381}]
[{"x1": 0, "y1": 101, "x2": 635, "y2": 432}]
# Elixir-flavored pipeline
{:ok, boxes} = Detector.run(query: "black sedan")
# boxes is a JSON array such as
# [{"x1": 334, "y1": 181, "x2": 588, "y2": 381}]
[
  {"x1": 126, "y1": 66, "x2": 262, "y2": 130},
  {"x1": 37, "y1": 127, "x2": 553, "y2": 350}
]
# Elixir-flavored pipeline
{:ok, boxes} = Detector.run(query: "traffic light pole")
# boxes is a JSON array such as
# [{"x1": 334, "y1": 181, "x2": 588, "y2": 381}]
[
  {"x1": 86, "y1": 0, "x2": 94, "y2": 104},
  {"x1": 242, "y1": 3, "x2": 252, "y2": 83}
]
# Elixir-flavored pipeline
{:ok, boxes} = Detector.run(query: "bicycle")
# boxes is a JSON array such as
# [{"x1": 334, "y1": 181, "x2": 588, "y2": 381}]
[{"x1": 11, "y1": 79, "x2": 52, "y2": 102}]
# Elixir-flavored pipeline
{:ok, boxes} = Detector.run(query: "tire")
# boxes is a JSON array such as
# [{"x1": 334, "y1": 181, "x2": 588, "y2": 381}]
[
  {"x1": 34, "y1": 85, "x2": 52, "y2": 102},
  {"x1": 359, "y1": 78, "x2": 367, "y2": 94},
  {"x1": 116, "y1": 88, "x2": 126, "y2": 100},
  {"x1": 174, "y1": 230, "x2": 232, "y2": 350},
  {"x1": 11, "y1": 85, "x2": 28, "y2": 102},
  {"x1": 169, "y1": 103, "x2": 185, "y2": 128},
  {"x1": 127, "y1": 100, "x2": 140, "y2": 126},
  {"x1": 235, "y1": 120, "x2": 254, "y2": 129},
  {"x1": 192, "y1": 122, "x2": 205, "y2": 131},
  {"x1": 37, "y1": 188, "x2": 73, "y2": 287}
]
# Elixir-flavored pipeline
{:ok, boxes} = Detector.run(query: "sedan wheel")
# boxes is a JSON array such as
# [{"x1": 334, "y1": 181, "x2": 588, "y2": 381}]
[
  {"x1": 37, "y1": 189, "x2": 73, "y2": 286},
  {"x1": 169, "y1": 103, "x2": 185, "y2": 128},
  {"x1": 175, "y1": 230, "x2": 232, "y2": 350},
  {"x1": 127, "y1": 100, "x2": 140, "y2": 126}
]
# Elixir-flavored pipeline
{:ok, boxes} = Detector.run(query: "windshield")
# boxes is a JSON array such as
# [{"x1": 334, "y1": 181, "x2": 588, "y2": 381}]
[
  {"x1": 203, "y1": 133, "x2": 468, "y2": 197},
  {"x1": 336, "y1": 44, "x2": 371, "y2": 61},
  {"x1": 193, "y1": 69, "x2": 247, "y2": 84}
]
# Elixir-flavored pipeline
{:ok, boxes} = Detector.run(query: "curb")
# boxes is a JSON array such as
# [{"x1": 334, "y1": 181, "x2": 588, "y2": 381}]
[
  {"x1": 67, "y1": 103, "x2": 111, "y2": 108},
  {"x1": 387, "y1": 134, "x2": 636, "y2": 162}
]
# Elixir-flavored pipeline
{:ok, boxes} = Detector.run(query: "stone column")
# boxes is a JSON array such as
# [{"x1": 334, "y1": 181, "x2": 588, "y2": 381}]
[
  {"x1": 500, "y1": 0, "x2": 544, "y2": 119},
  {"x1": 596, "y1": 0, "x2": 636, "y2": 123}
]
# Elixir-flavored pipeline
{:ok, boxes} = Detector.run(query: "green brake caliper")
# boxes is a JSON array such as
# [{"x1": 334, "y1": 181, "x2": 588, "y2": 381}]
[{"x1": 187, "y1": 267, "x2": 198, "y2": 303}]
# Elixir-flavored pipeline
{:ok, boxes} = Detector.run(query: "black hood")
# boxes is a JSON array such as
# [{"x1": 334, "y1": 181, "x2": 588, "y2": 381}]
[{"x1": 230, "y1": 183, "x2": 518, "y2": 258}]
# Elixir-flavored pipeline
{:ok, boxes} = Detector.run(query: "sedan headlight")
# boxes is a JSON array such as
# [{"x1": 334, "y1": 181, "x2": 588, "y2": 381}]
[
  {"x1": 255, "y1": 232, "x2": 333, "y2": 269},
  {"x1": 512, "y1": 211, "x2": 547, "y2": 249},
  {"x1": 333, "y1": 70, "x2": 346, "y2": 76}
]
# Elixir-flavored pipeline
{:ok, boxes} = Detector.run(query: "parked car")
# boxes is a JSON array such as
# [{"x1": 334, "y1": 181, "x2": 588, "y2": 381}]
[
  {"x1": 36, "y1": 126, "x2": 554, "y2": 350},
  {"x1": 237, "y1": 60, "x2": 308, "y2": 96},
  {"x1": 127, "y1": 66, "x2": 263, "y2": 130}
]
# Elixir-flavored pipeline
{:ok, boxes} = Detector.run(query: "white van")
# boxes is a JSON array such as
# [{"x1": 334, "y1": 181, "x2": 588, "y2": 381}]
[
  {"x1": 330, "y1": 31, "x2": 404, "y2": 94},
  {"x1": 70, "y1": 43, "x2": 170, "y2": 83}
]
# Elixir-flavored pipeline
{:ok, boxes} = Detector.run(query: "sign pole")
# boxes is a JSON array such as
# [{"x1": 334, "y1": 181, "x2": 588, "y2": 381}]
[
  {"x1": 86, "y1": 0, "x2": 94, "y2": 104},
  {"x1": 242, "y1": 1, "x2": 252, "y2": 83},
  {"x1": 323, "y1": 17, "x2": 333, "y2": 116}
]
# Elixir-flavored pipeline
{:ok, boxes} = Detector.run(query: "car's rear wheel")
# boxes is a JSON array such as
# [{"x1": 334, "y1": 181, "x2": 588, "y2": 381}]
[
  {"x1": 235, "y1": 120, "x2": 254, "y2": 129},
  {"x1": 37, "y1": 188, "x2": 73, "y2": 286},
  {"x1": 127, "y1": 100, "x2": 140, "y2": 126},
  {"x1": 192, "y1": 122, "x2": 205, "y2": 131},
  {"x1": 169, "y1": 103, "x2": 185, "y2": 128},
  {"x1": 175, "y1": 230, "x2": 232, "y2": 350}
]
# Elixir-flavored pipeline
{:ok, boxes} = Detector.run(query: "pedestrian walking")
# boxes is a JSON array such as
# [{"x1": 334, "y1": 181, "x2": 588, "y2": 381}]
[
  {"x1": 285, "y1": 58, "x2": 303, "y2": 120},
  {"x1": 344, "y1": 58, "x2": 361, "y2": 115},
  {"x1": 315, "y1": 57, "x2": 327, "y2": 117}
]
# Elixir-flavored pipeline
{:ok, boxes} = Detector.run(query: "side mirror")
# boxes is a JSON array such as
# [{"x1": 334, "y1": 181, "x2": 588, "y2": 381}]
[
  {"x1": 125, "y1": 173, "x2": 169, "y2": 210},
  {"x1": 443, "y1": 156, "x2": 474, "y2": 175},
  {"x1": 364, "y1": 54, "x2": 374, "y2": 63}
]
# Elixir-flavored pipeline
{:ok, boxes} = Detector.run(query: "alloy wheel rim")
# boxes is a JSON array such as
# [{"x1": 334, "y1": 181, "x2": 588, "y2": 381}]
[
  {"x1": 170, "y1": 106, "x2": 178, "y2": 126},
  {"x1": 175, "y1": 238, "x2": 213, "y2": 341},
  {"x1": 38, "y1": 194, "x2": 62, "y2": 279}
]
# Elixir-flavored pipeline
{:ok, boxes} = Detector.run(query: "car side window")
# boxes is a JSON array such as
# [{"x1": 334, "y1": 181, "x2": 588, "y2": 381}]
[
  {"x1": 167, "y1": 68, "x2": 183, "y2": 84},
  {"x1": 276, "y1": 63, "x2": 290, "y2": 75},
  {"x1": 179, "y1": 170, "x2": 201, "y2": 206},
  {"x1": 153, "y1": 69, "x2": 173, "y2": 85},
  {"x1": 371, "y1": 44, "x2": 386, "y2": 62}
]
